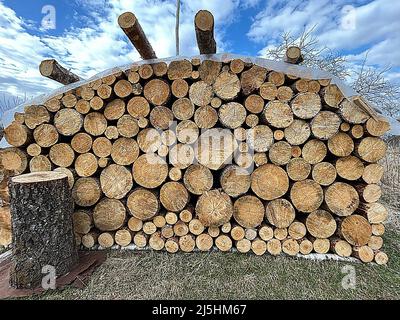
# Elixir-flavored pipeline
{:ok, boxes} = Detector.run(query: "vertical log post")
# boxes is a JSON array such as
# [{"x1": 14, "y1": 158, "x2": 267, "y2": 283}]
[
  {"x1": 194, "y1": 10, "x2": 216, "y2": 54},
  {"x1": 9, "y1": 172, "x2": 78, "y2": 289}
]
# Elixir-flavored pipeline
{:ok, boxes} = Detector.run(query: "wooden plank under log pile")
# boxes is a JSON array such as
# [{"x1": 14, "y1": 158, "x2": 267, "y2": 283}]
[{"x1": 0, "y1": 12, "x2": 391, "y2": 265}]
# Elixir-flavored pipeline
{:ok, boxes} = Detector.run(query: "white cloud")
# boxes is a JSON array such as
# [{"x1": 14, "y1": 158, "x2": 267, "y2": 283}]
[{"x1": 0, "y1": 0, "x2": 246, "y2": 101}]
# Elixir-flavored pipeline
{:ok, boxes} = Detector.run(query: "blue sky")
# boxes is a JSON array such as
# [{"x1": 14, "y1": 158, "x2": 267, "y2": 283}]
[{"x1": 0, "y1": 0, "x2": 399, "y2": 101}]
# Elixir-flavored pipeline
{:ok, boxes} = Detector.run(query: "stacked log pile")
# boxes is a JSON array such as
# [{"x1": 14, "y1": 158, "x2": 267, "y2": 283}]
[{"x1": 0, "y1": 56, "x2": 390, "y2": 264}]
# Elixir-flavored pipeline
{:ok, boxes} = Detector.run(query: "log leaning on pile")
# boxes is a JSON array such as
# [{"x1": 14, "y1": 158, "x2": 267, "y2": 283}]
[{"x1": 0, "y1": 56, "x2": 390, "y2": 262}]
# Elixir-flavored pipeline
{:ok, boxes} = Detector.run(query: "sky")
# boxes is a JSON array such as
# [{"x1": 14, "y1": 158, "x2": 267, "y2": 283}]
[{"x1": 0, "y1": 0, "x2": 399, "y2": 104}]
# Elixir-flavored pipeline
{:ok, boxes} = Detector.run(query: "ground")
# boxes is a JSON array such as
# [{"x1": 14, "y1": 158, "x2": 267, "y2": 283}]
[{"x1": 23, "y1": 211, "x2": 399, "y2": 300}]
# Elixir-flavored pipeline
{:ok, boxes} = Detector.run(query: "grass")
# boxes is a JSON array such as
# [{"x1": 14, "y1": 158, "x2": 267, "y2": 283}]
[{"x1": 25, "y1": 225, "x2": 400, "y2": 300}]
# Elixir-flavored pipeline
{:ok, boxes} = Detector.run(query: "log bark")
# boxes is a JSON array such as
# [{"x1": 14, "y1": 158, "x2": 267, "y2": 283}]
[
  {"x1": 194, "y1": 10, "x2": 216, "y2": 54},
  {"x1": 39, "y1": 59, "x2": 80, "y2": 84},
  {"x1": 9, "y1": 172, "x2": 78, "y2": 288},
  {"x1": 118, "y1": 12, "x2": 157, "y2": 59}
]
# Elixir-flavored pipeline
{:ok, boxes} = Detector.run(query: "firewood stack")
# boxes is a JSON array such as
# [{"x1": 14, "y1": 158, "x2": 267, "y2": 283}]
[{"x1": 0, "y1": 11, "x2": 390, "y2": 265}]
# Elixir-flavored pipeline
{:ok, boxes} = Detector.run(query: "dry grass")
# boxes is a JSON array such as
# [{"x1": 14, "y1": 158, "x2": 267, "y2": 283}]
[{"x1": 24, "y1": 224, "x2": 400, "y2": 300}]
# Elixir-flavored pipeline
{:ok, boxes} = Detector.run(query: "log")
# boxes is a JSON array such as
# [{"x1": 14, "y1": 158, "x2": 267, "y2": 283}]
[
  {"x1": 9, "y1": 172, "x2": 78, "y2": 288},
  {"x1": 171, "y1": 79, "x2": 189, "y2": 99},
  {"x1": 290, "y1": 179, "x2": 323, "y2": 213},
  {"x1": 132, "y1": 153, "x2": 168, "y2": 189},
  {"x1": 374, "y1": 251, "x2": 389, "y2": 265},
  {"x1": 368, "y1": 235, "x2": 383, "y2": 250},
  {"x1": 27, "y1": 143, "x2": 42, "y2": 157},
  {"x1": 299, "y1": 239, "x2": 313, "y2": 255},
  {"x1": 196, "y1": 189, "x2": 233, "y2": 227},
  {"x1": 285, "y1": 46, "x2": 303, "y2": 64},
  {"x1": 291, "y1": 146, "x2": 302, "y2": 158},
  {"x1": 152, "y1": 62, "x2": 168, "y2": 77},
  {"x1": 365, "y1": 116, "x2": 390, "y2": 137},
  {"x1": 150, "y1": 106, "x2": 174, "y2": 130},
  {"x1": 277, "y1": 86, "x2": 293, "y2": 102},
  {"x1": 39, "y1": 59, "x2": 80, "y2": 84},
  {"x1": 183, "y1": 164, "x2": 213, "y2": 195},
  {"x1": 153, "y1": 215, "x2": 166, "y2": 228},
  {"x1": 268, "y1": 71, "x2": 285, "y2": 86},
  {"x1": 356, "y1": 137, "x2": 387, "y2": 163},
  {"x1": 29, "y1": 155, "x2": 52, "y2": 172},
  {"x1": 75, "y1": 153, "x2": 98, "y2": 177},
  {"x1": 321, "y1": 84, "x2": 343, "y2": 108},
  {"x1": 262, "y1": 101, "x2": 293, "y2": 128},
  {"x1": 190, "y1": 81, "x2": 214, "y2": 106},
  {"x1": 246, "y1": 125, "x2": 274, "y2": 152},
  {"x1": 72, "y1": 177, "x2": 102, "y2": 207},
  {"x1": 179, "y1": 234, "x2": 195, "y2": 252},
  {"x1": 327, "y1": 132, "x2": 354, "y2": 157},
  {"x1": 98, "y1": 232, "x2": 114, "y2": 248},
  {"x1": 72, "y1": 210, "x2": 92, "y2": 234},
  {"x1": 0, "y1": 148, "x2": 28, "y2": 175},
  {"x1": 165, "y1": 237, "x2": 179, "y2": 253},
  {"x1": 118, "y1": 12, "x2": 157, "y2": 59},
  {"x1": 82, "y1": 231, "x2": 99, "y2": 249},
  {"x1": 362, "y1": 164, "x2": 384, "y2": 184},
  {"x1": 236, "y1": 238, "x2": 251, "y2": 253},
  {"x1": 308, "y1": 80, "x2": 321, "y2": 94},
  {"x1": 194, "y1": 10, "x2": 216, "y2": 54},
  {"x1": 211, "y1": 97, "x2": 222, "y2": 109},
  {"x1": 49, "y1": 143, "x2": 75, "y2": 168},
  {"x1": 306, "y1": 210, "x2": 337, "y2": 238},
  {"x1": 104, "y1": 99, "x2": 126, "y2": 121},
  {"x1": 44, "y1": 98, "x2": 61, "y2": 113},
  {"x1": 143, "y1": 222, "x2": 158, "y2": 236},
  {"x1": 89, "y1": 96, "x2": 104, "y2": 111},
  {"x1": 259, "y1": 225, "x2": 273, "y2": 241},
  {"x1": 172, "y1": 98, "x2": 195, "y2": 121},
  {"x1": 169, "y1": 167, "x2": 182, "y2": 181},
  {"x1": 352, "y1": 245, "x2": 374, "y2": 263},
  {"x1": 282, "y1": 238, "x2": 300, "y2": 256},
  {"x1": 330, "y1": 238, "x2": 352, "y2": 257},
  {"x1": 160, "y1": 182, "x2": 189, "y2": 212},
  {"x1": 253, "y1": 152, "x2": 268, "y2": 167},
  {"x1": 286, "y1": 158, "x2": 311, "y2": 181},
  {"x1": 273, "y1": 228, "x2": 288, "y2": 240},
  {"x1": 241, "y1": 65, "x2": 268, "y2": 95},
  {"x1": 71, "y1": 133, "x2": 92, "y2": 154},
  {"x1": 149, "y1": 232, "x2": 165, "y2": 251},
  {"x1": 221, "y1": 222, "x2": 232, "y2": 233},
  {"x1": 311, "y1": 111, "x2": 341, "y2": 140},
  {"x1": 220, "y1": 165, "x2": 251, "y2": 198},
  {"x1": 84, "y1": 112, "x2": 107, "y2": 137},
  {"x1": 284, "y1": 119, "x2": 311, "y2": 145},
  {"x1": 265, "y1": 199, "x2": 295, "y2": 228},
  {"x1": 339, "y1": 99, "x2": 370, "y2": 124},
  {"x1": 165, "y1": 212, "x2": 178, "y2": 225},
  {"x1": 126, "y1": 188, "x2": 159, "y2": 221},
  {"x1": 259, "y1": 82, "x2": 278, "y2": 100},
  {"x1": 194, "y1": 105, "x2": 218, "y2": 129},
  {"x1": 273, "y1": 130, "x2": 284, "y2": 140},
  {"x1": 230, "y1": 59, "x2": 245, "y2": 74},
  {"x1": 100, "y1": 164, "x2": 133, "y2": 199},
  {"x1": 288, "y1": 221, "x2": 306, "y2": 240},
  {"x1": 219, "y1": 102, "x2": 247, "y2": 129},
  {"x1": 215, "y1": 235, "x2": 232, "y2": 252},
  {"x1": 251, "y1": 164, "x2": 289, "y2": 200},
  {"x1": 372, "y1": 223, "x2": 385, "y2": 236},
  {"x1": 61, "y1": 94, "x2": 78, "y2": 109},
  {"x1": 267, "y1": 239, "x2": 282, "y2": 256},
  {"x1": 196, "y1": 234, "x2": 213, "y2": 251},
  {"x1": 290, "y1": 93, "x2": 321, "y2": 119},
  {"x1": 351, "y1": 124, "x2": 364, "y2": 139},
  {"x1": 176, "y1": 120, "x2": 199, "y2": 144},
  {"x1": 213, "y1": 71, "x2": 241, "y2": 101},
  {"x1": 54, "y1": 109, "x2": 83, "y2": 137},
  {"x1": 251, "y1": 238, "x2": 267, "y2": 256},
  {"x1": 4, "y1": 122, "x2": 31, "y2": 147},
  {"x1": 189, "y1": 219, "x2": 205, "y2": 236},
  {"x1": 128, "y1": 217, "x2": 143, "y2": 232},
  {"x1": 340, "y1": 215, "x2": 372, "y2": 246},
  {"x1": 133, "y1": 232, "x2": 148, "y2": 248},
  {"x1": 302, "y1": 139, "x2": 327, "y2": 164},
  {"x1": 137, "y1": 128, "x2": 161, "y2": 153},
  {"x1": 111, "y1": 138, "x2": 139, "y2": 166},
  {"x1": 138, "y1": 64, "x2": 153, "y2": 80},
  {"x1": 92, "y1": 137, "x2": 112, "y2": 158},
  {"x1": 325, "y1": 182, "x2": 359, "y2": 216},
  {"x1": 198, "y1": 60, "x2": 222, "y2": 85},
  {"x1": 117, "y1": 115, "x2": 139, "y2": 138},
  {"x1": 312, "y1": 238, "x2": 330, "y2": 254},
  {"x1": 358, "y1": 202, "x2": 388, "y2": 224},
  {"x1": 268, "y1": 141, "x2": 292, "y2": 165},
  {"x1": 336, "y1": 156, "x2": 364, "y2": 181},
  {"x1": 127, "y1": 96, "x2": 150, "y2": 118},
  {"x1": 79, "y1": 86, "x2": 95, "y2": 101},
  {"x1": 167, "y1": 60, "x2": 192, "y2": 80},
  {"x1": 169, "y1": 144, "x2": 195, "y2": 169},
  {"x1": 93, "y1": 198, "x2": 126, "y2": 231},
  {"x1": 115, "y1": 229, "x2": 132, "y2": 247},
  {"x1": 233, "y1": 195, "x2": 264, "y2": 228},
  {"x1": 312, "y1": 162, "x2": 336, "y2": 186},
  {"x1": 144, "y1": 79, "x2": 170, "y2": 106},
  {"x1": 340, "y1": 122, "x2": 351, "y2": 132}
]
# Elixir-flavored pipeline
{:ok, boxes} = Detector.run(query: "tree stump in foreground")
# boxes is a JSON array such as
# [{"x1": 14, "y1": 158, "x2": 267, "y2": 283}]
[{"x1": 9, "y1": 171, "x2": 78, "y2": 289}]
